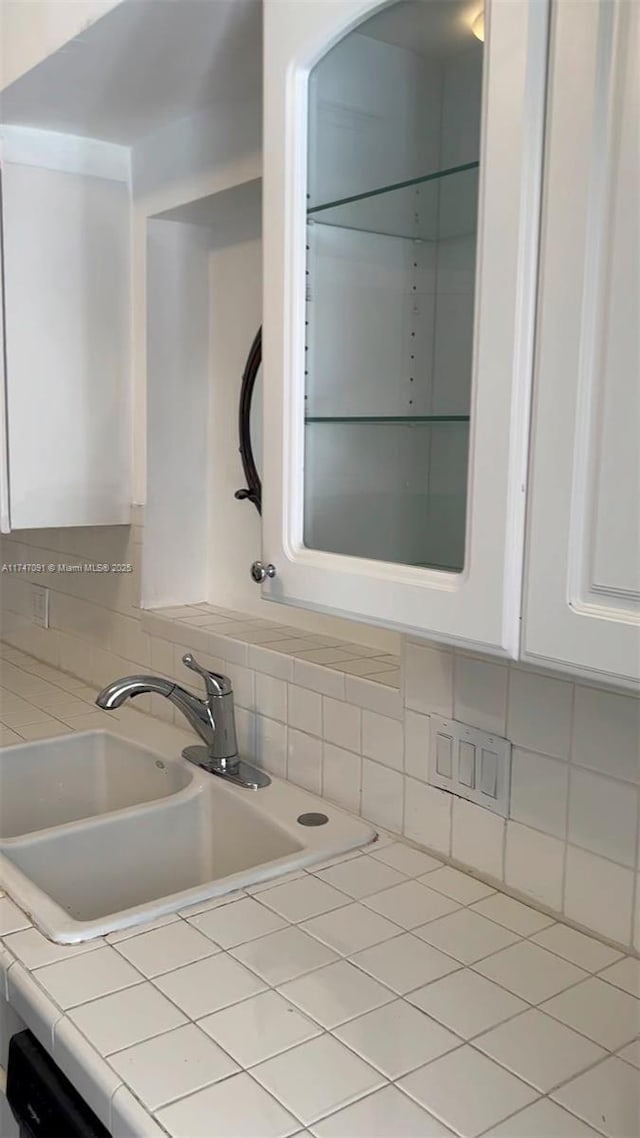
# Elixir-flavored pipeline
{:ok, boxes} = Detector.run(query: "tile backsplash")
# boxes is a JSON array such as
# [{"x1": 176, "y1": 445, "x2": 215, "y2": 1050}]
[{"x1": 1, "y1": 519, "x2": 638, "y2": 953}]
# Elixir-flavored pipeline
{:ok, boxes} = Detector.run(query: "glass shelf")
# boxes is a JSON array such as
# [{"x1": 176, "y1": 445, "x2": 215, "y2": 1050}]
[
  {"x1": 307, "y1": 162, "x2": 479, "y2": 242},
  {"x1": 305, "y1": 415, "x2": 470, "y2": 425}
]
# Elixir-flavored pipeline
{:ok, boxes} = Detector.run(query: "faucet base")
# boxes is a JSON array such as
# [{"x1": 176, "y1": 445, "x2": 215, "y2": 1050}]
[{"x1": 182, "y1": 746, "x2": 271, "y2": 790}]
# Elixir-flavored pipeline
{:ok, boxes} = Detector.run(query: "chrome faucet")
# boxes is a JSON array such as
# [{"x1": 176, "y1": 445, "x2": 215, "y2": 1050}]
[{"x1": 95, "y1": 653, "x2": 270, "y2": 789}]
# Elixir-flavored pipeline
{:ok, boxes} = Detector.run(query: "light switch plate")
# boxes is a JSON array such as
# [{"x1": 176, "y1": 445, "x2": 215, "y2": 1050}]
[
  {"x1": 428, "y1": 715, "x2": 511, "y2": 817},
  {"x1": 31, "y1": 584, "x2": 49, "y2": 629}
]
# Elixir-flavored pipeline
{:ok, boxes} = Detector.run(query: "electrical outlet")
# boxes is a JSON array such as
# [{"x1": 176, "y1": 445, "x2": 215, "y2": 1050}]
[
  {"x1": 31, "y1": 585, "x2": 49, "y2": 629},
  {"x1": 429, "y1": 715, "x2": 511, "y2": 817}
]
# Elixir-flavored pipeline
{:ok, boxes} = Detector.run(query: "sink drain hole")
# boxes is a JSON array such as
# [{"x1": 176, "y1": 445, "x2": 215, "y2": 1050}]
[{"x1": 297, "y1": 812, "x2": 329, "y2": 827}]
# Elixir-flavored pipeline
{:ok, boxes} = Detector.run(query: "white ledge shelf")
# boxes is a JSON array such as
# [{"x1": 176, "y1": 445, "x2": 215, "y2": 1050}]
[{"x1": 142, "y1": 605, "x2": 401, "y2": 690}]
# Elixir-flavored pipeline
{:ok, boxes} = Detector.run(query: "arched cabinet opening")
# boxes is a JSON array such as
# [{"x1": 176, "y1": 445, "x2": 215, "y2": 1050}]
[{"x1": 303, "y1": 0, "x2": 484, "y2": 573}]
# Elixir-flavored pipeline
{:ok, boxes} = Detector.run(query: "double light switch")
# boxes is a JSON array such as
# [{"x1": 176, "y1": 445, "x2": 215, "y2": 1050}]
[{"x1": 429, "y1": 715, "x2": 511, "y2": 817}]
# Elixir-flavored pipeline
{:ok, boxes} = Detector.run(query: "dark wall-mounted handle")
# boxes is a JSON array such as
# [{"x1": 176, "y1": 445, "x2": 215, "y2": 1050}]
[{"x1": 235, "y1": 326, "x2": 262, "y2": 515}]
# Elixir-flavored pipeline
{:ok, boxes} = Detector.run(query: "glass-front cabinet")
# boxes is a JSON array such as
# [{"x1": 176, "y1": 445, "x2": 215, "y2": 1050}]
[
  {"x1": 262, "y1": 0, "x2": 549, "y2": 654},
  {"x1": 304, "y1": 6, "x2": 481, "y2": 572}
]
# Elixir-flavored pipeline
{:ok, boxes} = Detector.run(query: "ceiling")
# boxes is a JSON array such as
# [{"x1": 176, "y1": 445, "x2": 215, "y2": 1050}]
[
  {"x1": 361, "y1": 0, "x2": 482, "y2": 59},
  {"x1": 0, "y1": 0, "x2": 262, "y2": 145}
]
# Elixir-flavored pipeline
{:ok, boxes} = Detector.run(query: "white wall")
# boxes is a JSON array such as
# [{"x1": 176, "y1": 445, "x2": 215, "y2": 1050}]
[
  {"x1": 207, "y1": 203, "x2": 263, "y2": 610},
  {"x1": 144, "y1": 219, "x2": 210, "y2": 607},
  {"x1": 130, "y1": 98, "x2": 262, "y2": 507},
  {"x1": 308, "y1": 31, "x2": 442, "y2": 207},
  {"x1": 0, "y1": 0, "x2": 122, "y2": 89},
  {"x1": 143, "y1": 173, "x2": 265, "y2": 612}
]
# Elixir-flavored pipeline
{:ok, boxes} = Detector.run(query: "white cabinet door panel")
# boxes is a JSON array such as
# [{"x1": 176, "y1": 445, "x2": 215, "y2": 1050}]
[
  {"x1": 524, "y1": 0, "x2": 639, "y2": 686},
  {"x1": 1, "y1": 131, "x2": 131, "y2": 530}
]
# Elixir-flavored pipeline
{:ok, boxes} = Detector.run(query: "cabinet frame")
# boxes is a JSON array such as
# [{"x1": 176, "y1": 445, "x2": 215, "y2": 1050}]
[{"x1": 262, "y1": 0, "x2": 549, "y2": 654}]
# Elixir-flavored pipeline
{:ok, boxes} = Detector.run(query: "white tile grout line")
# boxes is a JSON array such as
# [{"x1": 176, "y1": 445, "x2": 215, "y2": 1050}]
[
  {"x1": 1, "y1": 669, "x2": 637, "y2": 955},
  {"x1": 24, "y1": 863, "x2": 637, "y2": 1047},
  {"x1": 3, "y1": 645, "x2": 640, "y2": 874},
  {"x1": 99, "y1": 954, "x2": 626, "y2": 1138},
  {"x1": 2, "y1": 723, "x2": 633, "y2": 928},
  {"x1": 162, "y1": 971, "x2": 629, "y2": 1138},
  {"x1": 1, "y1": 655, "x2": 638, "y2": 1126},
  {"x1": 0, "y1": 656, "x2": 635, "y2": 949},
  {"x1": 6, "y1": 939, "x2": 515, "y2": 1135},
  {"x1": 469, "y1": 1068, "x2": 606, "y2": 1138},
  {"x1": 3, "y1": 850, "x2": 637, "y2": 1136},
  {"x1": 114, "y1": 884, "x2": 636, "y2": 1056}
]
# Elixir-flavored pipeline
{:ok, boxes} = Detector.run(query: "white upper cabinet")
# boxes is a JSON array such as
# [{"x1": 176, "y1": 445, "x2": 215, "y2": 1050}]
[
  {"x1": 1, "y1": 0, "x2": 263, "y2": 545},
  {"x1": 0, "y1": 129, "x2": 131, "y2": 531},
  {"x1": 523, "y1": 0, "x2": 639, "y2": 689},
  {"x1": 262, "y1": 0, "x2": 548, "y2": 654}
]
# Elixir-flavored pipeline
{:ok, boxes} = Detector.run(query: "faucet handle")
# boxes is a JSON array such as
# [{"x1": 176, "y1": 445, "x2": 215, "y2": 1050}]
[{"x1": 182, "y1": 654, "x2": 231, "y2": 699}]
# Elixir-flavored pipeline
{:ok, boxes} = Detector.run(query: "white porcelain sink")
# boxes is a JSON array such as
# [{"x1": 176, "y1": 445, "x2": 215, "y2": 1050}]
[
  {"x1": 0, "y1": 737, "x2": 375, "y2": 942},
  {"x1": 0, "y1": 731, "x2": 192, "y2": 839}
]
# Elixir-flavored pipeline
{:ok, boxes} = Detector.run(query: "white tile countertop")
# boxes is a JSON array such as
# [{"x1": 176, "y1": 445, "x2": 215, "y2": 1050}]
[{"x1": 1, "y1": 655, "x2": 639, "y2": 1137}]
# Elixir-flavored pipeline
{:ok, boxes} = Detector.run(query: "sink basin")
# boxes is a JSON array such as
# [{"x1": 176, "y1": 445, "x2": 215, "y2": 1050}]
[
  {"x1": 1, "y1": 767, "x2": 375, "y2": 942},
  {"x1": 0, "y1": 731, "x2": 192, "y2": 839}
]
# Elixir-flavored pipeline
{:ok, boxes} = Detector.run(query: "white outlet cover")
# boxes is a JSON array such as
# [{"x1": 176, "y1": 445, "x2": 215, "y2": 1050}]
[
  {"x1": 31, "y1": 584, "x2": 49, "y2": 629},
  {"x1": 428, "y1": 715, "x2": 511, "y2": 817}
]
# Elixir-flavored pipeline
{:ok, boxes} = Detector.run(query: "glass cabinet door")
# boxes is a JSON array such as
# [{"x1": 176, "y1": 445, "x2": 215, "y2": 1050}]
[
  {"x1": 303, "y1": 0, "x2": 483, "y2": 572},
  {"x1": 262, "y1": 0, "x2": 547, "y2": 650}
]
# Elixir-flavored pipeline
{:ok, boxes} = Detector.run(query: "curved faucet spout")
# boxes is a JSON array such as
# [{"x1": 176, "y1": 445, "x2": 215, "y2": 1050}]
[
  {"x1": 96, "y1": 675, "x2": 175, "y2": 709},
  {"x1": 95, "y1": 657, "x2": 268, "y2": 789},
  {"x1": 95, "y1": 674, "x2": 217, "y2": 752}
]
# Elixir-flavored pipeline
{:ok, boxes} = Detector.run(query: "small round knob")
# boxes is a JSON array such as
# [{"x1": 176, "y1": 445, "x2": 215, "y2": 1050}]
[{"x1": 251, "y1": 561, "x2": 276, "y2": 583}]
